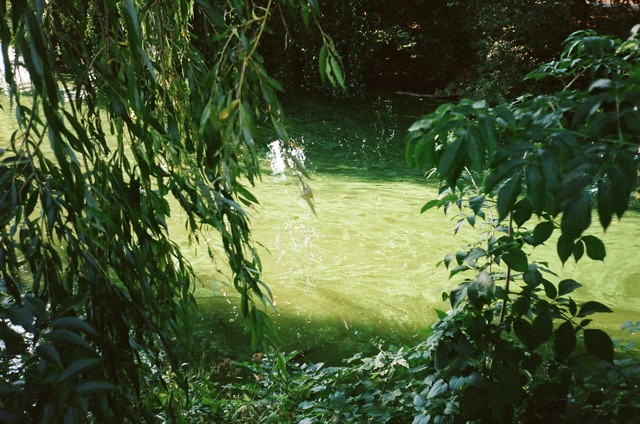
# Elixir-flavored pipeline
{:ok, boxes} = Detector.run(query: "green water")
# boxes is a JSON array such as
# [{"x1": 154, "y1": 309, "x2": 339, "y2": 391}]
[
  {"x1": 184, "y1": 95, "x2": 640, "y2": 363},
  {"x1": 1, "y1": 93, "x2": 638, "y2": 364}
]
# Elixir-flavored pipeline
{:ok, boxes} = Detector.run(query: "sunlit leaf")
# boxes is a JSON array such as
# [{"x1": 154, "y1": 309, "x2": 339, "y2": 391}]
[
  {"x1": 428, "y1": 379, "x2": 448, "y2": 399},
  {"x1": 435, "y1": 309, "x2": 448, "y2": 320}
]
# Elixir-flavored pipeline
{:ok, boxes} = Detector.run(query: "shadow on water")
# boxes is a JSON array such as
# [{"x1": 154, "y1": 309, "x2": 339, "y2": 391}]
[{"x1": 191, "y1": 295, "x2": 435, "y2": 367}]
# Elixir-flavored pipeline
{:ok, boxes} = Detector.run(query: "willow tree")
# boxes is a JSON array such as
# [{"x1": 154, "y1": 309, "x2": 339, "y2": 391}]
[{"x1": 0, "y1": 1, "x2": 339, "y2": 421}]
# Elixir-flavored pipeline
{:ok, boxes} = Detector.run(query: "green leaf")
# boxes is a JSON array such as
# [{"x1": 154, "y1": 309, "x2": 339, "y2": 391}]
[
  {"x1": 58, "y1": 358, "x2": 102, "y2": 382},
  {"x1": 497, "y1": 172, "x2": 522, "y2": 221},
  {"x1": 318, "y1": 45, "x2": 327, "y2": 84},
  {"x1": 582, "y1": 235, "x2": 606, "y2": 261},
  {"x1": 299, "y1": 401, "x2": 316, "y2": 410},
  {"x1": 435, "y1": 309, "x2": 448, "y2": 320},
  {"x1": 539, "y1": 151, "x2": 561, "y2": 195},
  {"x1": 449, "y1": 286, "x2": 466, "y2": 308},
  {"x1": 514, "y1": 318, "x2": 535, "y2": 349},
  {"x1": 526, "y1": 164, "x2": 545, "y2": 212},
  {"x1": 438, "y1": 137, "x2": 464, "y2": 187},
  {"x1": 523, "y1": 265, "x2": 542, "y2": 286},
  {"x1": 502, "y1": 247, "x2": 528, "y2": 272},
  {"x1": 557, "y1": 234, "x2": 574, "y2": 264},
  {"x1": 579, "y1": 319, "x2": 593, "y2": 328},
  {"x1": 428, "y1": 378, "x2": 448, "y2": 399},
  {"x1": 122, "y1": 0, "x2": 142, "y2": 49},
  {"x1": 74, "y1": 380, "x2": 119, "y2": 395},
  {"x1": 554, "y1": 321, "x2": 576, "y2": 361},
  {"x1": 558, "y1": 279, "x2": 582, "y2": 296},
  {"x1": 300, "y1": 2, "x2": 310, "y2": 27},
  {"x1": 572, "y1": 239, "x2": 584, "y2": 262},
  {"x1": 589, "y1": 78, "x2": 612, "y2": 90},
  {"x1": 512, "y1": 198, "x2": 533, "y2": 227},
  {"x1": 542, "y1": 279, "x2": 557, "y2": 299},
  {"x1": 468, "y1": 195, "x2": 485, "y2": 215},
  {"x1": 434, "y1": 339, "x2": 451, "y2": 370},
  {"x1": 411, "y1": 133, "x2": 436, "y2": 168},
  {"x1": 479, "y1": 115, "x2": 498, "y2": 157},
  {"x1": 420, "y1": 199, "x2": 440, "y2": 214},
  {"x1": 608, "y1": 167, "x2": 631, "y2": 218},
  {"x1": 569, "y1": 298, "x2": 577, "y2": 316},
  {"x1": 44, "y1": 329, "x2": 93, "y2": 351},
  {"x1": 5, "y1": 306, "x2": 36, "y2": 333},
  {"x1": 52, "y1": 317, "x2": 99, "y2": 337},
  {"x1": 328, "y1": 54, "x2": 345, "y2": 89},
  {"x1": 485, "y1": 159, "x2": 525, "y2": 193},
  {"x1": 412, "y1": 414, "x2": 429, "y2": 424},
  {"x1": 512, "y1": 296, "x2": 531, "y2": 317},
  {"x1": 583, "y1": 329, "x2": 614, "y2": 363},
  {"x1": 532, "y1": 221, "x2": 554, "y2": 246},
  {"x1": 532, "y1": 311, "x2": 553, "y2": 345},
  {"x1": 36, "y1": 343, "x2": 63, "y2": 368},
  {"x1": 561, "y1": 191, "x2": 591, "y2": 240},
  {"x1": 466, "y1": 129, "x2": 483, "y2": 171},
  {"x1": 577, "y1": 301, "x2": 613, "y2": 317}
]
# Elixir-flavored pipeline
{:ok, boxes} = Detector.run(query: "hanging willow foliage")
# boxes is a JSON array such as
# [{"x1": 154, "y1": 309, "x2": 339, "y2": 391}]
[{"x1": 0, "y1": 0, "x2": 340, "y2": 421}]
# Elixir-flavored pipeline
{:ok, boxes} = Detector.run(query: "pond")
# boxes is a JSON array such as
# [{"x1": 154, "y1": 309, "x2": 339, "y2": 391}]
[
  {"x1": 1, "y1": 92, "x2": 638, "y2": 365},
  {"x1": 182, "y1": 95, "x2": 640, "y2": 364}
]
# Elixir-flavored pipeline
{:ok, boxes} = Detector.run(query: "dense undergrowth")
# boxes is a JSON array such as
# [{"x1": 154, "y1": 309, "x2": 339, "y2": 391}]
[{"x1": 153, "y1": 320, "x2": 639, "y2": 423}]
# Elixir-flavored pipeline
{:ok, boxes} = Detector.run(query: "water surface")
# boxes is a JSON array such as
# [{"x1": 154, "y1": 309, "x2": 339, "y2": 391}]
[
  {"x1": 1, "y1": 93, "x2": 637, "y2": 364},
  {"x1": 187, "y1": 96, "x2": 640, "y2": 362}
]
